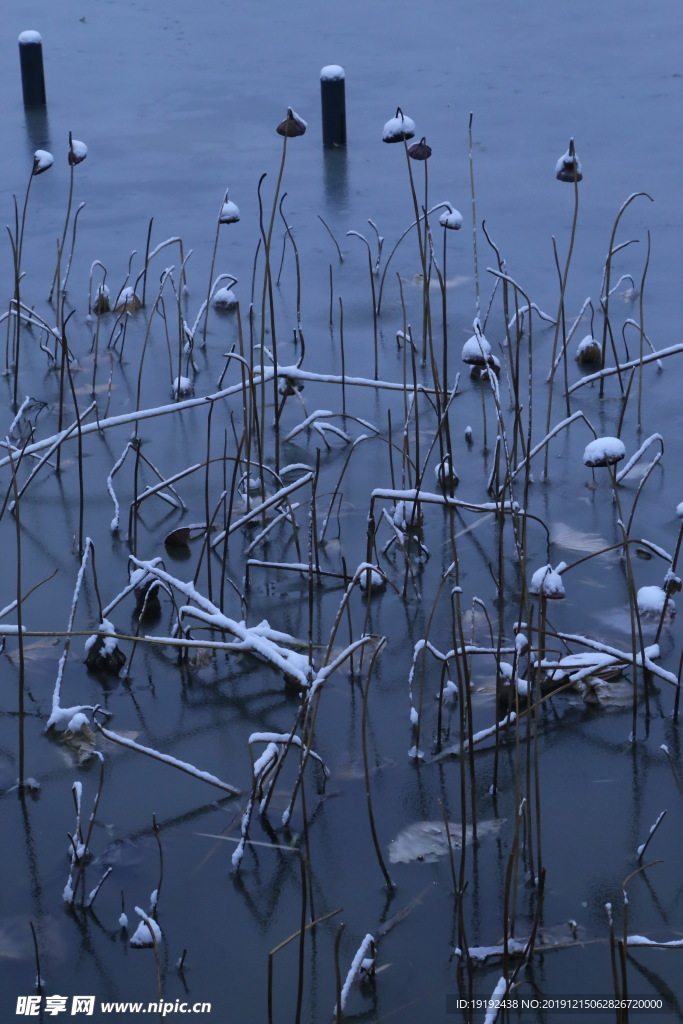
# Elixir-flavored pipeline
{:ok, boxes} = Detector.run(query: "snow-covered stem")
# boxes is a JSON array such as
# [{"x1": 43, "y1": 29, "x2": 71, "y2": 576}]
[
  {"x1": 85, "y1": 866, "x2": 113, "y2": 909},
  {"x1": 510, "y1": 410, "x2": 596, "y2": 484},
  {"x1": 13, "y1": 402, "x2": 98, "y2": 504},
  {"x1": 636, "y1": 809, "x2": 667, "y2": 862},
  {"x1": 129, "y1": 557, "x2": 312, "y2": 687},
  {"x1": 361, "y1": 638, "x2": 395, "y2": 889},
  {"x1": 568, "y1": 340, "x2": 683, "y2": 394},
  {"x1": 211, "y1": 472, "x2": 314, "y2": 546},
  {"x1": 47, "y1": 539, "x2": 98, "y2": 729},
  {"x1": 599, "y1": 192, "x2": 653, "y2": 399},
  {"x1": 616, "y1": 433, "x2": 664, "y2": 483},
  {"x1": 333, "y1": 934, "x2": 376, "y2": 1015},
  {"x1": 92, "y1": 720, "x2": 241, "y2": 795},
  {"x1": 375, "y1": 201, "x2": 454, "y2": 314}
]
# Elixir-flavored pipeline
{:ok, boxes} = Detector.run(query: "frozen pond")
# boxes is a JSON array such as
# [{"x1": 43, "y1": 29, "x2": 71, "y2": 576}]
[{"x1": 1, "y1": 1, "x2": 683, "y2": 1021}]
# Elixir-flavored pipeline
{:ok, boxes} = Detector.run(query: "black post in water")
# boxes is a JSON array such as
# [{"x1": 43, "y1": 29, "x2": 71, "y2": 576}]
[
  {"x1": 320, "y1": 65, "x2": 346, "y2": 148},
  {"x1": 18, "y1": 30, "x2": 46, "y2": 107}
]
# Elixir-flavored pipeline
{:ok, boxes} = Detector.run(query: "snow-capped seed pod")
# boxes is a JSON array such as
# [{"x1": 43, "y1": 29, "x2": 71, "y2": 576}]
[
  {"x1": 219, "y1": 191, "x2": 240, "y2": 224},
  {"x1": 435, "y1": 453, "x2": 459, "y2": 491},
  {"x1": 575, "y1": 334, "x2": 601, "y2": 365},
  {"x1": 529, "y1": 564, "x2": 566, "y2": 599},
  {"x1": 439, "y1": 204, "x2": 463, "y2": 230},
  {"x1": 469, "y1": 353, "x2": 501, "y2": 380},
  {"x1": 92, "y1": 284, "x2": 110, "y2": 315},
  {"x1": 84, "y1": 620, "x2": 126, "y2": 674},
  {"x1": 130, "y1": 909, "x2": 162, "y2": 948},
  {"x1": 276, "y1": 108, "x2": 307, "y2": 137},
  {"x1": 555, "y1": 138, "x2": 582, "y2": 182},
  {"x1": 407, "y1": 137, "x2": 431, "y2": 161},
  {"x1": 382, "y1": 107, "x2": 415, "y2": 143},
  {"x1": 664, "y1": 572, "x2": 682, "y2": 595},
  {"x1": 464, "y1": 425, "x2": 473, "y2": 445},
  {"x1": 359, "y1": 566, "x2": 386, "y2": 593},
  {"x1": 278, "y1": 376, "x2": 304, "y2": 396},
  {"x1": 391, "y1": 500, "x2": 423, "y2": 530},
  {"x1": 462, "y1": 321, "x2": 491, "y2": 366},
  {"x1": 172, "y1": 376, "x2": 193, "y2": 399},
  {"x1": 113, "y1": 286, "x2": 142, "y2": 313},
  {"x1": 68, "y1": 137, "x2": 87, "y2": 166},
  {"x1": 637, "y1": 585, "x2": 675, "y2": 620},
  {"x1": 676, "y1": 502, "x2": 683, "y2": 518},
  {"x1": 32, "y1": 149, "x2": 53, "y2": 175},
  {"x1": 582, "y1": 437, "x2": 626, "y2": 468},
  {"x1": 212, "y1": 286, "x2": 238, "y2": 311},
  {"x1": 18, "y1": 31, "x2": 46, "y2": 107}
]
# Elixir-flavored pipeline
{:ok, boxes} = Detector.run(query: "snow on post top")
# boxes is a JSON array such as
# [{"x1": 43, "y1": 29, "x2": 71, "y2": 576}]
[
  {"x1": 19, "y1": 30, "x2": 42, "y2": 44},
  {"x1": 583, "y1": 437, "x2": 626, "y2": 467},
  {"x1": 320, "y1": 65, "x2": 345, "y2": 80}
]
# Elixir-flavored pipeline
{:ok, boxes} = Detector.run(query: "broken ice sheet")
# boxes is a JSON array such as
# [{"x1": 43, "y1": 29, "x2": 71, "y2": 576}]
[
  {"x1": 569, "y1": 677, "x2": 636, "y2": 709},
  {"x1": 551, "y1": 522, "x2": 612, "y2": 555},
  {"x1": 388, "y1": 818, "x2": 505, "y2": 864}
]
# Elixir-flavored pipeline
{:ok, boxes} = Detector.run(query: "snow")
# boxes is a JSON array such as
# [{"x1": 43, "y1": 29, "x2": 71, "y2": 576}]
[
  {"x1": 583, "y1": 436, "x2": 626, "y2": 467},
  {"x1": 382, "y1": 113, "x2": 416, "y2": 142},
  {"x1": 130, "y1": 909, "x2": 162, "y2": 948},
  {"x1": 84, "y1": 619, "x2": 118, "y2": 655},
  {"x1": 33, "y1": 150, "x2": 53, "y2": 173},
  {"x1": 439, "y1": 206, "x2": 463, "y2": 230},
  {"x1": 626, "y1": 935, "x2": 683, "y2": 948},
  {"x1": 67, "y1": 712, "x2": 89, "y2": 732},
  {"x1": 529, "y1": 564, "x2": 565, "y2": 599},
  {"x1": 334, "y1": 934, "x2": 375, "y2": 1014},
  {"x1": 555, "y1": 145, "x2": 582, "y2": 180},
  {"x1": 70, "y1": 140, "x2": 88, "y2": 164},
  {"x1": 212, "y1": 286, "x2": 237, "y2": 310},
  {"x1": 462, "y1": 333, "x2": 492, "y2": 363},
  {"x1": 637, "y1": 585, "x2": 674, "y2": 618},
  {"x1": 320, "y1": 64, "x2": 345, "y2": 80},
  {"x1": 359, "y1": 566, "x2": 385, "y2": 591},
  {"x1": 677, "y1": 502, "x2": 683, "y2": 518},
  {"x1": 485, "y1": 977, "x2": 509, "y2": 1024},
  {"x1": 19, "y1": 30, "x2": 42, "y2": 44},
  {"x1": 253, "y1": 742, "x2": 279, "y2": 776},
  {"x1": 219, "y1": 199, "x2": 240, "y2": 224},
  {"x1": 172, "y1": 376, "x2": 193, "y2": 398},
  {"x1": 96, "y1": 722, "x2": 241, "y2": 795},
  {"x1": 435, "y1": 454, "x2": 458, "y2": 488}
]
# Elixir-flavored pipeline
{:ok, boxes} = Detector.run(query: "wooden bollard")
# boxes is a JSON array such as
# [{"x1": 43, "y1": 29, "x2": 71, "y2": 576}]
[
  {"x1": 18, "y1": 30, "x2": 47, "y2": 107},
  {"x1": 320, "y1": 65, "x2": 346, "y2": 148}
]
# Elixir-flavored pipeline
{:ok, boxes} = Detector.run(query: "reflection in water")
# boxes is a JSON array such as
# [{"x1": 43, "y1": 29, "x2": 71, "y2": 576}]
[
  {"x1": 322, "y1": 147, "x2": 349, "y2": 213},
  {"x1": 23, "y1": 107, "x2": 51, "y2": 162}
]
